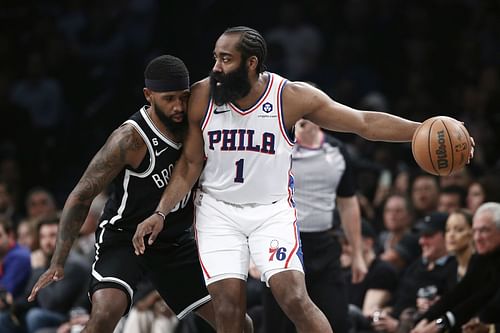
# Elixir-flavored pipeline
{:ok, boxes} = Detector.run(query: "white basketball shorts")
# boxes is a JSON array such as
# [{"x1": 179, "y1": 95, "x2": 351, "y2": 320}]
[{"x1": 193, "y1": 191, "x2": 304, "y2": 286}]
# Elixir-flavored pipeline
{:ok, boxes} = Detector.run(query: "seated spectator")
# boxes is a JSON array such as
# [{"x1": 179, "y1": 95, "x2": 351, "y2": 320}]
[
  {"x1": 16, "y1": 218, "x2": 37, "y2": 251},
  {"x1": 378, "y1": 194, "x2": 414, "y2": 254},
  {"x1": 411, "y1": 202, "x2": 500, "y2": 333},
  {"x1": 445, "y1": 209, "x2": 474, "y2": 281},
  {"x1": 0, "y1": 215, "x2": 90, "y2": 333},
  {"x1": 371, "y1": 212, "x2": 458, "y2": 333},
  {"x1": 344, "y1": 220, "x2": 399, "y2": 331},
  {"x1": 378, "y1": 194, "x2": 420, "y2": 272},
  {"x1": 411, "y1": 175, "x2": 440, "y2": 219},
  {"x1": 0, "y1": 217, "x2": 31, "y2": 303},
  {"x1": 25, "y1": 187, "x2": 57, "y2": 220},
  {"x1": 398, "y1": 209, "x2": 476, "y2": 332},
  {"x1": 466, "y1": 175, "x2": 500, "y2": 214},
  {"x1": 437, "y1": 185, "x2": 467, "y2": 214}
]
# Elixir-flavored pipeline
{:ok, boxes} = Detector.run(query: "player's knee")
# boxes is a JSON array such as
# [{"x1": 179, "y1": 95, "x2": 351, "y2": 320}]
[
  {"x1": 278, "y1": 290, "x2": 310, "y2": 314},
  {"x1": 214, "y1": 301, "x2": 245, "y2": 321}
]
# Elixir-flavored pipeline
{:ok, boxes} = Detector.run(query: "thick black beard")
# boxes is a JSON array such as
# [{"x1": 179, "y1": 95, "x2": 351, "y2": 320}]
[
  {"x1": 209, "y1": 61, "x2": 252, "y2": 106},
  {"x1": 153, "y1": 103, "x2": 187, "y2": 137}
]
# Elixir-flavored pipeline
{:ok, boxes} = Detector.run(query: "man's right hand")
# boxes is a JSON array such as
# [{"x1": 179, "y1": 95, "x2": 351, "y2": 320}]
[
  {"x1": 132, "y1": 214, "x2": 165, "y2": 255},
  {"x1": 28, "y1": 265, "x2": 64, "y2": 302}
]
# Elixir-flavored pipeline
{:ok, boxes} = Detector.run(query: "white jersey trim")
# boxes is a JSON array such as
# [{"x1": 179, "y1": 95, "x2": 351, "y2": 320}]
[
  {"x1": 201, "y1": 100, "x2": 215, "y2": 132},
  {"x1": 176, "y1": 295, "x2": 211, "y2": 320},
  {"x1": 91, "y1": 226, "x2": 135, "y2": 312},
  {"x1": 122, "y1": 119, "x2": 156, "y2": 178},
  {"x1": 109, "y1": 118, "x2": 158, "y2": 226},
  {"x1": 276, "y1": 78, "x2": 294, "y2": 147},
  {"x1": 228, "y1": 72, "x2": 273, "y2": 115}
]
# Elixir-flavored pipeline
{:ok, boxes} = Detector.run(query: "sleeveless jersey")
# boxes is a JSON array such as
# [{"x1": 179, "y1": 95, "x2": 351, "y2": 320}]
[
  {"x1": 100, "y1": 106, "x2": 193, "y2": 240},
  {"x1": 199, "y1": 72, "x2": 295, "y2": 205}
]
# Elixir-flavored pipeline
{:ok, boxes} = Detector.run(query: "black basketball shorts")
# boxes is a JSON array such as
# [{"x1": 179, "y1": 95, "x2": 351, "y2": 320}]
[{"x1": 89, "y1": 228, "x2": 210, "y2": 319}]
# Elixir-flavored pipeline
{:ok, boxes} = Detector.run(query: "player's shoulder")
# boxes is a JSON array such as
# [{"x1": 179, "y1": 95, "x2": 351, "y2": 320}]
[
  {"x1": 188, "y1": 78, "x2": 211, "y2": 120},
  {"x1": 190, "y1": 77, "x2": 211, "y2": 96},
  {"x1": 110, "y1": 122, "x2": 145, "y2": 150},
  {"x1": 282, "y1": 80, "x2": 325, "y2": 105}
]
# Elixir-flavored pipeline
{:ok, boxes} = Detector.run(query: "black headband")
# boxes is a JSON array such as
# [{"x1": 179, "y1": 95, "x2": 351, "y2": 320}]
[{"x1": 145, "y1": 77, "x2": 189, "y2": 92}]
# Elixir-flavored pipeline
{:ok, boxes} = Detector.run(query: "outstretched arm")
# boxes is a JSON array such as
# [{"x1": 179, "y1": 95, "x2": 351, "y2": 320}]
[
  {"x1": 283, "y1": 82, "x2": 421, "y2": 142},
  {"x1": 28, "y1": 125, "x2": 144, "y2": 301}
]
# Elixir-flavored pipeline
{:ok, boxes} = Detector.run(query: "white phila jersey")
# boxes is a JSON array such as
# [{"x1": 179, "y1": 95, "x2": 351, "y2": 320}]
[{"x1": 200, "y1": 72, "x2": 295, "y2": 205}]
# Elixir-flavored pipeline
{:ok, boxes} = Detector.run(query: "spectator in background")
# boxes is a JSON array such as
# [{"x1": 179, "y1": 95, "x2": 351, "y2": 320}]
[
  {"x1": 0, "y1": 215, "x2": 90, "y2": 333},
  {"x1": 371, "y1": 212, "x2": 457, "y2": 333},
  {"x1": 378, "y1": 194, "x2": 414, "y2": 255},
  {"x1": 378, "y1": 194, "x2": 420, "y2": 273},
  {"x1": 344, "y1": 220, "x2": 399, "y2": 332},
  {"x1": 466, "y1": 174, "x2": 500, "y2": 214},
  {"x1": 411, "y1": 174, "x2": 440, "y2": 219},
  {"x1": 16, "y1": 218, "x2": 37, "y2": 251},
  {"x1": 412, "y1": 202, "x2": 500, "y2": 333},
  {"x1": 437, "y1": 185, "x2": 467, "y2": 214},
  {"x1": 445, "y1": 209, "x2": 474, "y2": 281},
  {"x1": 0, "y1": 217, "x2": 31, "y2": 303},
  {"x1": 25, "y1": 187, "x2": 57, "y2": 220}
]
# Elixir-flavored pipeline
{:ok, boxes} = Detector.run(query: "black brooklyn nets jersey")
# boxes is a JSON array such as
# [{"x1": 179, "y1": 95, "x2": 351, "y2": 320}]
[{"x1": 100, "y1": 106, "x2": 193, "y2": 241}]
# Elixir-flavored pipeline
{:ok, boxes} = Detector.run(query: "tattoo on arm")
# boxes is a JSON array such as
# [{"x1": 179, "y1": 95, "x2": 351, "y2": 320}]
[{"x1": 51, "y1": 125, "x2": 144, "y2": 266}]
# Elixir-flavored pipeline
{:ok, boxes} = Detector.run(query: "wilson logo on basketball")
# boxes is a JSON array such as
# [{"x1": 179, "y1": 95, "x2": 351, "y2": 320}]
[{"x1": 435, "y1": 130, "x2": 448, "y2": 169}]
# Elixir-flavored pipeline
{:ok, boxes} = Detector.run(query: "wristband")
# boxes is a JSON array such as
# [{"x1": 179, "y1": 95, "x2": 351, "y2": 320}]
[{"x1": 154, "y1": 211, "x2": 166, "y2": 221}]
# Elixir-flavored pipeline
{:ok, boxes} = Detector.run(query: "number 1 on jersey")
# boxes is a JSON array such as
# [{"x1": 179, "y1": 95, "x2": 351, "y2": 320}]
[{"x1": 234, "y1": 159, "x2": 244, "y2": 183}]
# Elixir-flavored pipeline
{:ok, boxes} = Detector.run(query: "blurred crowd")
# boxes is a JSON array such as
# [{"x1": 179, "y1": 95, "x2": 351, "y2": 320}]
[{"x1": 1, "y1": 0, "x2": 500, "y2": 333}]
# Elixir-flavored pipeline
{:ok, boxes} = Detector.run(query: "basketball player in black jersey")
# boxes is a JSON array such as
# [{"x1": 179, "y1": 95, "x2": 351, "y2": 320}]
[{"x1": 27, "y1": 55, "x2": 252, "y2": 333}]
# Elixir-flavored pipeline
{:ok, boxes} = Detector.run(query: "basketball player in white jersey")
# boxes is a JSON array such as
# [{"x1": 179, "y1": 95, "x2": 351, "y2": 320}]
[{"x1": 131, "y1": 26, "x2": 469, "y2": 333}]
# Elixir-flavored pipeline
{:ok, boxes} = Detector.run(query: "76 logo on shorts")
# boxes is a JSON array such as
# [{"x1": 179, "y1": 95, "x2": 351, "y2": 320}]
[{"x1": 268, "y1": 239, "x2": 287, "y2": 261}]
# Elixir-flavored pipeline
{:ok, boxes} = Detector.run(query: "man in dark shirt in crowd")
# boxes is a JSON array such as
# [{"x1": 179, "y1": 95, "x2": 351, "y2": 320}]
[
  {"x1": 412, "y1": 202, "x2": 500, "y2": 333},
  {"x1": 372, "y1": 212, "x2": 457, "y2": 333}
]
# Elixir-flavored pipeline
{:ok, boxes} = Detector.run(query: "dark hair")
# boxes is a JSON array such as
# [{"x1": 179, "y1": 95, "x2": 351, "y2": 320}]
[
  {"x1": 440, "y1": 185, "x2": 467, "y2": 207},
  {"x1": 476, "y1": 174, "x2": 500, "y2": 203},
  {"x1": 144, "y1": 55, "x2": 189, "y2": 81},
  {"x1": 26, "y1": 186, "x2": 56, "y2": 206},
  {"x1": 450, "y1": 209, "x2": 473, "y2": 227},
  {"x1": 224, "y1": 26, "x2": 267, "y2": 73},
  {"x1": 385, "y1": 193, "x2": 415, "y2": 217},
  {"x1": 36, "y1": 214, "x2": 60, "y2": 234}
]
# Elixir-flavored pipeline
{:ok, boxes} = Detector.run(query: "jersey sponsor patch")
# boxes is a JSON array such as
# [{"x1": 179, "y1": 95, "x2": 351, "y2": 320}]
[{"x1": 262, "y1": 102, "x2": 273, "y2": 113}]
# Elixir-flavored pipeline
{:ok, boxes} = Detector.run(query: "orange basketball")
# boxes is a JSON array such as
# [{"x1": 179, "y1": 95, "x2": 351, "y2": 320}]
[{"x1": 412, "y1": 116, "x2": 472, "y2": 176}]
